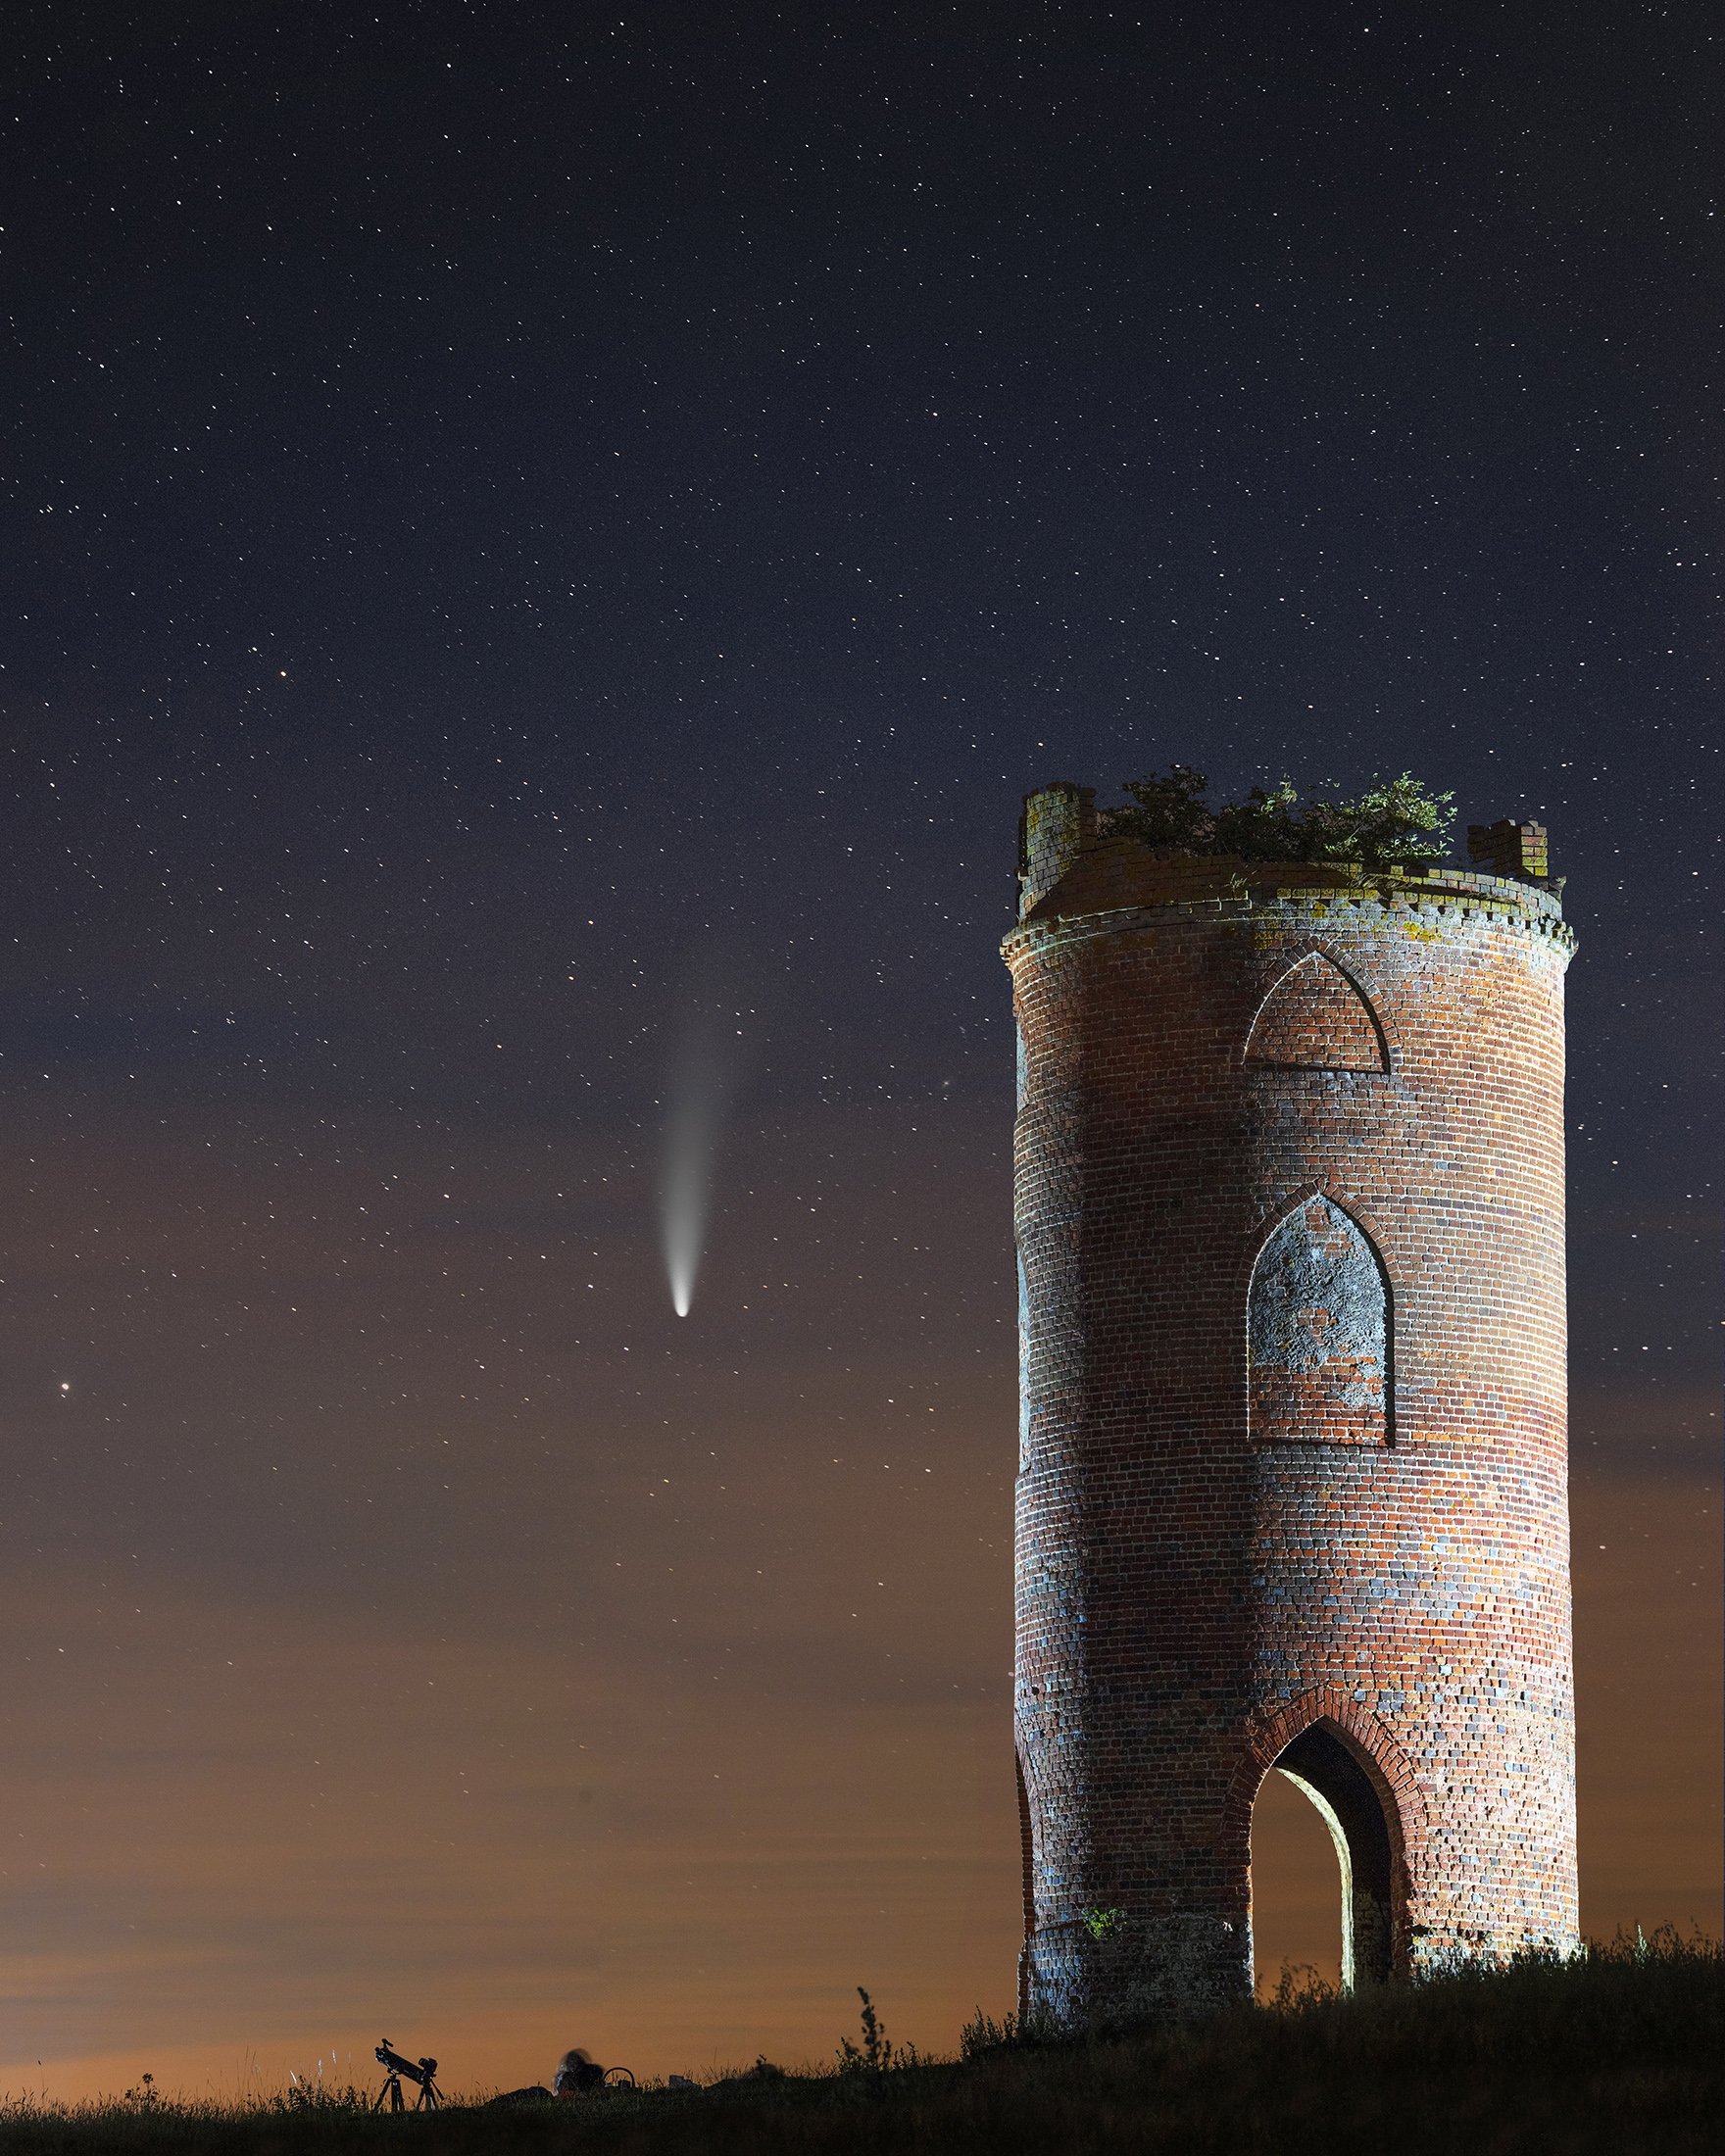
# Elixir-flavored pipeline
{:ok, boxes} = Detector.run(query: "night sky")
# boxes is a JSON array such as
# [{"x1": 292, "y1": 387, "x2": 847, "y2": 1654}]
[{"x1": 4, "y1": 1, "x2": 1718, "y2": 2099}]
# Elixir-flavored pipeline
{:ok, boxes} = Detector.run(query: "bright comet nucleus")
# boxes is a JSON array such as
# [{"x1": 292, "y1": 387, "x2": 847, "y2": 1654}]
[{"x1": 659, "y1": 1017, "x2": 728, "y2": 1318}]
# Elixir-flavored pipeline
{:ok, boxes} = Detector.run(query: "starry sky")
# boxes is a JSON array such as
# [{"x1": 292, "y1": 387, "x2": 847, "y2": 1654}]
[{"x1": 3, "y1": 0, "x2": 1719, "y2": 2100}]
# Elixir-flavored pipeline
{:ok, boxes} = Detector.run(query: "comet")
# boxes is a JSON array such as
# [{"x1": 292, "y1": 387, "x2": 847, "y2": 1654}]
[{"x1": 659, "y1": 1008, "x2": 731, "y2": 1317}]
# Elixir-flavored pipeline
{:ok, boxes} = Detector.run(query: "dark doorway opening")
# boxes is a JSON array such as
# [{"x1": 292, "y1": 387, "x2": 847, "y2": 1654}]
[{"x1": 1252, "y1": 1723, "x2": 1396, "y2": 1993}]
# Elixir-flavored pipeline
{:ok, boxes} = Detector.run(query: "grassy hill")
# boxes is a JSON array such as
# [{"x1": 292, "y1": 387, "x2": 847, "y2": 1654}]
[{"x1": 5, "y1": 1932, "x2": 1718, "y2": 2155}]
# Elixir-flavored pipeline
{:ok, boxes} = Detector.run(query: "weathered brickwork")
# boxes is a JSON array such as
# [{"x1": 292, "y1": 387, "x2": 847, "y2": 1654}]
[{"x1": 1006, "y1": 789, "x2": 1579, "y2": 2032}]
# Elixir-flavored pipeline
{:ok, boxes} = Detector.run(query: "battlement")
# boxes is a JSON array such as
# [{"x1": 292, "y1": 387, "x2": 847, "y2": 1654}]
[
  {"x1": 1468, "y1": 817, "x2": 1549, "y2": 881},
  {"x1": 1015, "y1": 783, "x2": 1566, "y2": 930}
]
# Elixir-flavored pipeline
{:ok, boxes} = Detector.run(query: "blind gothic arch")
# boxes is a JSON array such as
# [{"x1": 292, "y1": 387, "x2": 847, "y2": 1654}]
[
  {"x1": 1248, "y1": 1195, "x2": 1392, "y2": 1445},
  {"x1": 1246, "y1": 951, "x2": 1390, "y2": 1072}
]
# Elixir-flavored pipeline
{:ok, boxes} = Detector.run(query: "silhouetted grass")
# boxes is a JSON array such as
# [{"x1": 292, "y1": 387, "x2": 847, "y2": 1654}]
[{"x1": 3, "y1": 1931, "x2": 1717, "y2": 2155}]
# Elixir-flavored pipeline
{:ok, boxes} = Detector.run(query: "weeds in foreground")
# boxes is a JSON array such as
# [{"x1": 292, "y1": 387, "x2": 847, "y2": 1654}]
[
  {"x1": 958, "y1": 2008, "x2": 1015, "y2": 2060},
  {"x1": 958, "y1": 2006, "x2": 1063, "y2": 2058},
  {"x1": 833, "y1": 1986, "x2": 921, "y2": 2073},
  {"x1": 275, "y1": 2077, "x2": 370, "y2": 2115},
  {"x1": 0, "y1": 1930, "x2": 1715, "y2": 2154}
]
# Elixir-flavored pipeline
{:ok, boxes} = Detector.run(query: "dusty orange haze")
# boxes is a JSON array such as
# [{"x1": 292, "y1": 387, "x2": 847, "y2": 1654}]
[{"x1": 0, "y1": 1102, "x2": 1716, "y2": 2102}]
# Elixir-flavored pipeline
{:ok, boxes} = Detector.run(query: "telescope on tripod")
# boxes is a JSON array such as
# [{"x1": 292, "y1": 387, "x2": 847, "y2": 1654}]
[{"x1": 373, "y1": 2038, "x2": 444, "y2": 2111}]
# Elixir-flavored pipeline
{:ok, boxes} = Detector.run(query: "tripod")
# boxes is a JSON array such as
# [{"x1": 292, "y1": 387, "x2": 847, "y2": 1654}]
[{"x1": 374, "y1": 2039, "x2": 443, "y2": 2111}]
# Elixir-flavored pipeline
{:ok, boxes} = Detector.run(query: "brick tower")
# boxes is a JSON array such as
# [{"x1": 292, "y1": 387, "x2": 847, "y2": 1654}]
[{"x1": 1007, "y1": 784, "x2": 1579, "y2": 2030}]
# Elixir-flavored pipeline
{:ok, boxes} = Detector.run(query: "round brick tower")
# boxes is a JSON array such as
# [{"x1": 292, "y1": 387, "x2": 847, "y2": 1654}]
[{"x1": 1007, "y1": 783, "x2": 1579, "y2": 2030}]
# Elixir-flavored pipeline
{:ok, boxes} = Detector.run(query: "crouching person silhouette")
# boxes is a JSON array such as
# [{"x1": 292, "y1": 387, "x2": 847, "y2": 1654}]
[
  {"x1": 554, "y1": 2048, "x2": 608, "y2": 2098},
  {"x1": 487, "y1": 2046, "x2": 614, "y2": 2107}
]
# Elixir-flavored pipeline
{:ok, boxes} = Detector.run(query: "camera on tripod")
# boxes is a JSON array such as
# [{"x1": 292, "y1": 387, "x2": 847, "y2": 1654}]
[{"x1": 373, "y1": 2038, "x2": 444, "y2": 2112}]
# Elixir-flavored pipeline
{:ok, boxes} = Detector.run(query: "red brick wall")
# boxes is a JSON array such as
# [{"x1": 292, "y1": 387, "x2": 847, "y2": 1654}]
[{"x1": 1007, "y1": 807, "x2": 1578, "y2": 2030}]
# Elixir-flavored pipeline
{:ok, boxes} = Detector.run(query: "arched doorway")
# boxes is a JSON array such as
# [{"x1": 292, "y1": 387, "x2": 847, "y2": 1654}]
[{"x1": 1251, "y1": 1723, "x2": 1396, "y2": 1994}]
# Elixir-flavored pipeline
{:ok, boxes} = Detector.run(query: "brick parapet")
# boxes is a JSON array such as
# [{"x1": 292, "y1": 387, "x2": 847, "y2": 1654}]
[
  {"x1": 1009, "y1": 822, "x2": 1579, "y2": 2029},
  {"x1": 1008, "y1": 874, "x2": 1575, "y2": 953}
]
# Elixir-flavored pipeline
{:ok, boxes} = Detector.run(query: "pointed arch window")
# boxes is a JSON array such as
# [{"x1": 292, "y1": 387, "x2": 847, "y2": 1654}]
[
  {"x1": 1247, "y1": 954, "x2": 1387, "y2": 1071},
  {"x1": 1249, "y1": 1198, "x2": 1390, "y2": 1445}
]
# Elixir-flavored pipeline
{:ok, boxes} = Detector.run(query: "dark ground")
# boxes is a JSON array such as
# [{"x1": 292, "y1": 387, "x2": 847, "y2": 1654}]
[{"x1": 3, "y1": 1934, "x2": 1718, "y2": 2155}]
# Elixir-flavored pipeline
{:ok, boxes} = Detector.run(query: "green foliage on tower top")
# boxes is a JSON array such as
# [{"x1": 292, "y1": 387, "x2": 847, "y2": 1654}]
[{"x1": 1114, "y1": 766, "x2": 1455, "y2": 870}]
